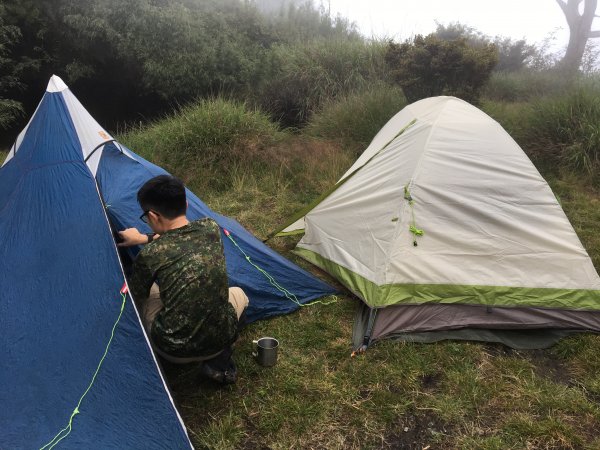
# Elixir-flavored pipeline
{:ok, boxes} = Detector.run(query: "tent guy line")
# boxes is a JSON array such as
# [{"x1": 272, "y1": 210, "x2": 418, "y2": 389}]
[{"x1": 40, "y1": 287, "x2": 128, "y2": 450}]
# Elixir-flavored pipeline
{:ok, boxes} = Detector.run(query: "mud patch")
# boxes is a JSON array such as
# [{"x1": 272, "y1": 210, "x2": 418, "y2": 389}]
[
  {"x1": 483, "y1": 342, "x2": 516, "y2": 357},
  {"x1": 419, "y1": 373, "x2": 441, "y2": 392},
  {"x1": 484, "y1": 344, "x2": 572, "y2": 386},
  {"x1": 522, "y1": 349, "x2": 572, "y2": 385},
  {"x1": 383, "y1": 411, "x2": 453, "y2": 449}
]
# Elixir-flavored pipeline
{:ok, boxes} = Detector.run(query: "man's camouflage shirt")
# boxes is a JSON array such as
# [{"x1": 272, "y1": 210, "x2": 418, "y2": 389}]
[{"x1": 129, "y1": 218, "x2": 238, "y2": 358}]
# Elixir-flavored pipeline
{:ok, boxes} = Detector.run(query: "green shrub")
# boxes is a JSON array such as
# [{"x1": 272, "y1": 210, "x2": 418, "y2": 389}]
[
  {"x1": 119, "y1": 98, "x2": 284, "y2": 189},
  {"x1": 255, "y1": 38, "x2": 387, "y2": 126},
  {"x1": 306, "y1": 83, "x2": 406, "y2": 153},
  {"x1": 518, "y1": 84, "x2": 600, "y2": 177},
  {"x1": 385, "y1": 34, "x2": 497, "y2": 104},
  {"x1": 433, "y1": 22, "x2": 539, "y2": 72}
]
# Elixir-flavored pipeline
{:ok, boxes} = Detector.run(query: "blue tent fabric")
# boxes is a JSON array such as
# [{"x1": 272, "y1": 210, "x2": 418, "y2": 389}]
[
  {"x1": 1, "y1": 76, "x2": 337, "y2": 448},
  {"x1": 0, "y1": 93, "x2": 192, "y2": 447},
  {"x1": 96, "y1": 143, "x2": 338, "y2": 323}
]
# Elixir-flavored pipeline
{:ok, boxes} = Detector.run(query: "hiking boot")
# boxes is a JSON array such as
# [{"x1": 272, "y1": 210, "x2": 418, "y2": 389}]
[
  {"x1": 223, "y1": 361, "x2": 237, "y2": 384},
  {"x1": 199, "y1": 358, "x2": 237, "y2": 385}
]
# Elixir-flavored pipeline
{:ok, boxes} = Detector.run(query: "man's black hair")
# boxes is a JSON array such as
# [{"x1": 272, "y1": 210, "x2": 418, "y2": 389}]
[{"x1": 137, "y1": 175, "x2": 187, "y2": 219}]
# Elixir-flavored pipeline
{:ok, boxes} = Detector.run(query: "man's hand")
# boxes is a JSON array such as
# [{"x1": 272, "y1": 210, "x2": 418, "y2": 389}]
[{"x1": 118, "y1": 228, "x2": 151, "y2": 247}]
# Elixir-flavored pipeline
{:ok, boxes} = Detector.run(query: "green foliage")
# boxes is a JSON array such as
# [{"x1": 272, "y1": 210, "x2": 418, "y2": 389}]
[
  {"x1": 434, "y1": 22, "x2": 538, "y2": 73},
  {"x1": 119, "y1": 97, "x2": 284, "y2": 191},
  {"x1": 483, "y1": 70, "x2": 575, "y2": 102},
  {"x1": 57, "y1": 0, "x2": 269, "y2": 101},
  {"x1": 385, "y1": 34, "x2": 497, "y2": 103},
  {"x1": 306, "y1": 82, "x2": 406, "y2": 152},
  {"x1": 493, "y1": 37, "x2": 538, "y2": 72},
  {"x1": 0, "y1": 99, "x2": 22, "y2": 130},
  {"x1": 255, "y1": 38, "x2": 387, "y2": 126},
  {"x1": 480, "y1": 99, "x2": 531, "y2": 146},
  {"x1": 255, "y1": 0, "x2": 360, "y2": 43},
  {"x1": 1, "y1": 0, "x2": 368, "y2": 131},
  {"x1": 0, "y1": 2, "x2": 24, "y2": 129},
  {"x1": 482, "y1": 79, "x2": 600, "y2": 180},
  {"x1": 517, "y1": 84, "x2": 600, "y2": 178}
]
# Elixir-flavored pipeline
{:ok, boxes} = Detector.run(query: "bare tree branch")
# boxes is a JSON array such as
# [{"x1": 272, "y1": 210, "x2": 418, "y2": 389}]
[
  {"x1": 557, "y1": 0, "x2": 585, "y2": 28},
  {"x1": 556, "y1": 0, "x2": 570, "y2": 15}
]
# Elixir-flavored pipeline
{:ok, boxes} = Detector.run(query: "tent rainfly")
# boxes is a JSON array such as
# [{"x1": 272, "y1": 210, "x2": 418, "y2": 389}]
[
  {"x1": 0, "y1": 75, "x2": 335, "y2": 448},
  {"x1": 277, "y1": 96, "x2": 600, "y2": 350}
]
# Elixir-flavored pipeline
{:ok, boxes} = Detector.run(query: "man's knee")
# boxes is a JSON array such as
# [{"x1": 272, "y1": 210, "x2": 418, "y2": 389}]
[
  {"x1": 228, "y1": 287, "x2": 249, "y2": 319},
  {"x1": 138, "y1": 283, "x2": 163, "y2": 334}
]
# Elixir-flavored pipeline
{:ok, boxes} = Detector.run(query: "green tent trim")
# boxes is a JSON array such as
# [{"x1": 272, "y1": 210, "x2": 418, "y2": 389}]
[{"x1": 294, "y1": 247, "x2": 600, "y2": 310}]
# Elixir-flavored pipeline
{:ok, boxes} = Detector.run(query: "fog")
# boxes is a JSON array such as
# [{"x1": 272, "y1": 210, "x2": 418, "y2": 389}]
[{"x1": 328, "y1": 0, "x2": 595, "y2": 50}]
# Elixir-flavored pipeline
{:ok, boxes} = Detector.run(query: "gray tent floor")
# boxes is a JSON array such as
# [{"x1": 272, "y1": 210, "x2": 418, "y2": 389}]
[{"x1": 352, "y1": 302, "x2": 587, "y2": 350}]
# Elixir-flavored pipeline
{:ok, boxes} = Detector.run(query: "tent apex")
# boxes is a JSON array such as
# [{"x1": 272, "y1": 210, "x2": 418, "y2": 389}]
[{"x1": 47, "y1": 75, "x2": 68, "y2": 93}]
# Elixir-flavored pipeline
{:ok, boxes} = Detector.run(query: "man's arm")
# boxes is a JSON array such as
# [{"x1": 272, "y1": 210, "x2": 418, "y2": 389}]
[
  {"x1": 128, "y1": 252, "x2": 156, "y2": 302},
  {"x1": 118, "y1": 228, "x2": 159, "y2": 247}
]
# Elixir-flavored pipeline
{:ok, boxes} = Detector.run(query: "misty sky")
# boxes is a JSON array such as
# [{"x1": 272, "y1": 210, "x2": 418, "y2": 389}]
[{"x1": 328, "y1": 0, "x2": 594, "y2": 50}]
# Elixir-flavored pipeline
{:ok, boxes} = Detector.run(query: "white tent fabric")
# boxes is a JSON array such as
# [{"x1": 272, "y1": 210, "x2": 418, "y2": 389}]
[
  {"x1": 289, "y1": 96, "x2": 600, "y2": 307},
  {"x1": 3, "y1": 75, "x2": 114, "y2": 176}
]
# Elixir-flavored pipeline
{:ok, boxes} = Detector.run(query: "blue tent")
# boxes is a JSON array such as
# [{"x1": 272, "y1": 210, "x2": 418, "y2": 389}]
[
  {"x1": 0, "y1": 76, "x2": 335, "y2": 448},
  {"x1": 96, "y1": 143, "x2": 337, "y2": 323}
]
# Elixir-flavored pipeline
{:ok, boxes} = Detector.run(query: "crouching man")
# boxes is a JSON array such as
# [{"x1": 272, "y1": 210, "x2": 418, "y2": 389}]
[{"x1": 118, "y1": 175, "x2": 249, "y2": 384}]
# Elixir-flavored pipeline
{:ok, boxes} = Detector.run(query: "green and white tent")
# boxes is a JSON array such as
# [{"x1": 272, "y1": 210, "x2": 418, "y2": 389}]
[{"x1": 278, "y1": 96, "x2": 600, "y2": 349}]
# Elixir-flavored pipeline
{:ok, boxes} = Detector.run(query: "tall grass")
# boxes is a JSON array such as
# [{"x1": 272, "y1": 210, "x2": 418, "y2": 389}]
[
  {"x1": 482, "y1": 77, "x2": 600, "y2": 183},
  {"x1": 518, "y1": 84, "x2": 600, "y2": 178},
  {"x1": 118, "y1": 97, "x2": 355, "y2": 237},
  {"x1": 119, "y1": 98, "x2": 285, "y2": 191},
  {"x1": 480, "y1": 100, "x2": 531, "y2": 145},
  {"x1": 204, "y1": 137, "x2": 354, "y2": 239},
  {"x1": 255, "y1": 38, "x2": 388, "y2": 126},
  {"x1": 483, "y1": 70, "x2": 574, "y2": 102},
  {"x1": 306, "y1": 83, "x2": 406, "y2": 154}
]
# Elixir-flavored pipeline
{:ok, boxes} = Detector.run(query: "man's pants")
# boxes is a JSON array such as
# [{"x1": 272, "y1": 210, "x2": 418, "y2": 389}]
[{"x1": 137, "y1": 284, "x2": 249, "y2": 364}]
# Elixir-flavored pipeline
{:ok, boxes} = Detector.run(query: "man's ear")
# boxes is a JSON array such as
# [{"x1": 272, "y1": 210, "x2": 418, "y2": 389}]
[{"x1": 148, "y1": 210, "x2": 160, "y2": 222}]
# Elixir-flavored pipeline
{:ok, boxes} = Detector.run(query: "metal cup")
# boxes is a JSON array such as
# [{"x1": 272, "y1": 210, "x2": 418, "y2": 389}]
[{"x1": 252, "y1": 337, "x2": 279, "y2": 367}]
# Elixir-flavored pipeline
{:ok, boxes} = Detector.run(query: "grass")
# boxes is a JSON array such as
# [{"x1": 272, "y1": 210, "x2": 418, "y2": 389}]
[
  {"x1": 119, "y1": 98, "x2": 286, "y2": 193},
  {"x1": 306, "y1": 83, "x2": 407, "y2": 154},
  {"x1": 483, "y1": 83, "x2": 600, "y2": 183},
  {"x1": 254, "y1": 38, "x2": 388, "y2": 126},
  {"x1": 117, "y1": 88, "x2": 600, "y2": 448},
  {"x1": 162, "y1": 150, "x2": 600, "y2": 450},
  {"x1": 168, "y1": 297, "x2": 600, "y2": 449},
  {"x1": 482, "y1": 70, "x2": 573, "y2": 103}
]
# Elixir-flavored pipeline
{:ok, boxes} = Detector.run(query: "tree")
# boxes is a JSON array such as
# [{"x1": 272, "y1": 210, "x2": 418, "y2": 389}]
[
  {"x1": 385, "y1": 34, "x2": 497, "y2": 104},
  {"x1": 0, "y1": 3, "x2": 25, "y2": 129},
  {"x1": 556, "y1": 0, "x2": 600, "y2": 72},
  {"x1": 434, "y1": 22, "x2": 538, "y2": 72}
]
